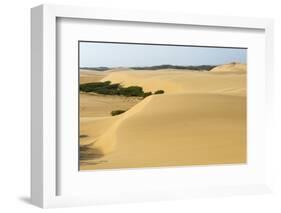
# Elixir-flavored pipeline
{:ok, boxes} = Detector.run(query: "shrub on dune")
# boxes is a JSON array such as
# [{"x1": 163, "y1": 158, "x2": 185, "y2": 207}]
[
  {"x1": 79, "y1": 81, "x2": 111, "y2": 92},
  {"x1": 118, "y1": 86, "x2": 144, "y2": 97},
  {"x1": 154, "y1": 90, "x2": 165, "y2": 95},
  {"x1": 80, "y1": 81, "x2": 144, "y2": 96},
  {"x1": 80, "y1": 81, "x2": 164, "y2": 98},
  {"x1": 111, "y1": 110, "x2": 126, "y2": 116},
  {"x1": 142, "y1": 92, "x2": 152, "y2": 98}
]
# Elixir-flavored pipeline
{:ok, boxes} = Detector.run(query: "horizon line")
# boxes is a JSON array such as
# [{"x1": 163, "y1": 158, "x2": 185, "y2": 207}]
[{"x1": 79, "y1": 62, "x2": 246, "y2": 69}]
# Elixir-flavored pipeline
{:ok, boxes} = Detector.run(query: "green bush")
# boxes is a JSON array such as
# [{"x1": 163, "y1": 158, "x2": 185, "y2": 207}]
[
  {"x1": 79, "y1": 81, "x2": 111, "y2": 92},
  {"x1": 119, "y1": 86, "x2": 144, "y2": 97},
  {"x1": 111, "y1": 110, "x2": 126, "y2": 116},
  {"x1": 80, "y1": 81, "x2": 144, "y2": 97},
  {"x1": 80, "y1": 81, "x2": 165, "y2": 98},
  {"x1": 143, "y1": 92, "x2": 152, "y2": 98},
  {"x1": 154, "y1": 90, "x2": 165, "y2": 94}
]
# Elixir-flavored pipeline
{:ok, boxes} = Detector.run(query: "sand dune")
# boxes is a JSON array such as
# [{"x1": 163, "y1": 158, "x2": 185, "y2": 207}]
[
  {"x1": 80, "y1": 70, "x2": 107, "y2": 84},
  {"x1": 210, "y1": 63, "x2": 246, "y2": 73},
  {"x1": 81, "y1": 93, "x2": 246, "y2": 169},
  {"x1": 101, "y1": 65, "x2": 246, "y2": 96},
  {"x1": 80, "y1": 63, "x2": 247, "y2": 170},
  {"x1": 80, "y1": 93, "x2": 141, "y2": 117}
]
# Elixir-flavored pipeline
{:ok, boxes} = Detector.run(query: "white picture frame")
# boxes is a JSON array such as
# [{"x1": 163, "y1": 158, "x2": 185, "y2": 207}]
[{"x1": 31, "y1": 4, "x2": 274, "y2": 208}]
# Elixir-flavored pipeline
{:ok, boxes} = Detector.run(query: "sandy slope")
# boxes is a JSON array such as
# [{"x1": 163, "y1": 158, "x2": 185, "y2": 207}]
[
  {"x1": 80, "y1": 93, "x2": 141, "y2": 117},
  {"x1": 80, "y1": 70, "x2": 107, "y2": 84},
  {"x1": 79, "y1": 63, "x2": 247, "y2": 170},
  {"x1": 101, "y1": 67, "x2": 246, "y2": 96},
  {"x1": 210, "y1": 63, "x2": 246, "y2": 73}
]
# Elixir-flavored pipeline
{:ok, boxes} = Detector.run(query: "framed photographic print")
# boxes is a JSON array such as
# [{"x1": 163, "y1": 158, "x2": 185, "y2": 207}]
[{"x1": 31, "y1": 4, "x2": 274, "y2": 208}]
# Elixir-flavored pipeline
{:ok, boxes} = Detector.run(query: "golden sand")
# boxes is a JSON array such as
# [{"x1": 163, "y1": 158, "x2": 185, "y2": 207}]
[{"x1": 79, "y1": 63, "x2": 247, "y2": 170}]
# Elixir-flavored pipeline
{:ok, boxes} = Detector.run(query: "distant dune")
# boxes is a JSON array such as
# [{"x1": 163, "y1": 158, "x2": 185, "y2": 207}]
[
  {"x1": 210, "y1": 63, "x2": 246, "y2": 73},
  {"x1": 100, "y1": 64, "x2": 246, "y2": 96},
  {"x1": 79, "y1": 63, "x2": 247, "y2": 170},
  {"x1": 80, "y1": 70, "x2": 107, "y2": 84}
]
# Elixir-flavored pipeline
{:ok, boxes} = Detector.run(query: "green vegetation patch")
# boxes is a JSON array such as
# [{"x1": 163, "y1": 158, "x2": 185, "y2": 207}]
[
  {"x1": 154, "y1": 90, "x2": 165, "y2": 95},
  {"x1": 118, "y1": 86, "x2": 144, "y2": 97},
  {"x1": 143, "y1": 91, "x2": 152, "y2": 98},
  {"x1": 80, "y1": 81, "x2": 145, "y2": 96},
  {"x1": 80, "y1": 81, "x2": 165, "y2": 98},
  {"x1": 111, "y1": 110, "x2": 126, "y2": 116}
]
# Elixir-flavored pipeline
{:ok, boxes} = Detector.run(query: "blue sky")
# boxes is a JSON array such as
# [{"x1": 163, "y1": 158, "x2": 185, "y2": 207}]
[{"x1": 79, "y1": 42, "x2": 247, "y2": 68}]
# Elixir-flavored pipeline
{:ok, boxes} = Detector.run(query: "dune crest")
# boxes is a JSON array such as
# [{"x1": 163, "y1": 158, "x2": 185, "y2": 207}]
[
  {"x1": 90, "y1": 95, "x2": 154, "y2": 154},
  {"x1": 210, "y1": 63, "x2": 246, "y2": 73}
]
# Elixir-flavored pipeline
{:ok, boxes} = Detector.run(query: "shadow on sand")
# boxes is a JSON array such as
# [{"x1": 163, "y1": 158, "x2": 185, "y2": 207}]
[{"x1": 79, "y1": 143, "x2": 108, "y2": 166}]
